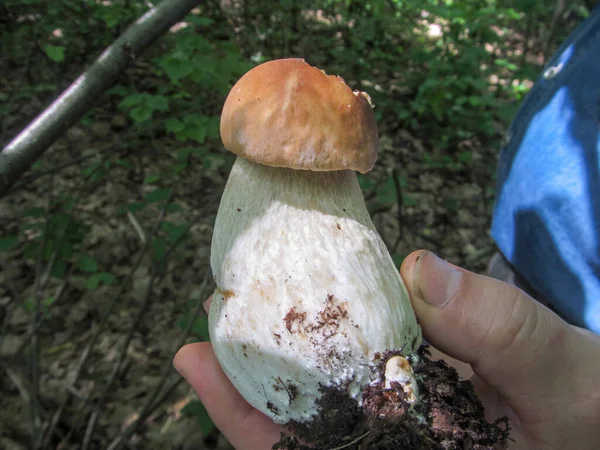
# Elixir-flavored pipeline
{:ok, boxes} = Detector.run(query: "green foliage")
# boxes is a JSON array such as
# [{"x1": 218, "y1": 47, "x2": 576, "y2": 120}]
[
  {"x1": 42, "y1": 44, "x2": 65, "y2": 62},
  {"x1": 0, "y1": 235, "x2": 19, "y2": 252},
  {"x1": 0, "y1": 1, "x2": 590, "y2": 445},
  {"x1": 181, "y1": 399, "x2": 215, "y2": 435},
  {"x1": 119, "y1": 93, "x2": 170, "y2": 123},
  {"x1": 177, "y1": 309, "x2": 210, "y2": 341},
  {"x1": 20, "y1": 200, "x2": 87, "y2": 278},
  {"x1": 85, "y1": 272, "x2": 116, "y2": 290},
  {"x1": 22, "y1": 295, "x2": 57, "y2": 316},
  {"x1": 77, "y1": 254, "x2": 98, "y2": 273}
]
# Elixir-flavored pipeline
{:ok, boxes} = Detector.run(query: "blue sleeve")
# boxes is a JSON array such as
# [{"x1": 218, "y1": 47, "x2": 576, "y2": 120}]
[{"x1": 491, "y1": 7, "x2": 600, "y2": 334}]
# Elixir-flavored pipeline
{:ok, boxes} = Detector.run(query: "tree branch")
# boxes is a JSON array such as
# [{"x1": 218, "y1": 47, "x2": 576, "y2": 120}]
[{"x1": 0, "y1": 0, "x2": 201, "y2": 197}]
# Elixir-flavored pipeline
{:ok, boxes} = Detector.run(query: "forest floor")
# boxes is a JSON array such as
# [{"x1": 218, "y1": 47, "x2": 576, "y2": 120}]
[
  {"x1": 0, "y1": 13, "x2": 540, "y2": 447},
  {"x1": 0, "y1": 83, "x2": 498, "y2": 450}
]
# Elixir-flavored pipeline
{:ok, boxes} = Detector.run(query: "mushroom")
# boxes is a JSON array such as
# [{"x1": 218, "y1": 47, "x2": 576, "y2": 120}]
[{"x1": 209, "y1": 58, "x2": 422, "y2": 424}]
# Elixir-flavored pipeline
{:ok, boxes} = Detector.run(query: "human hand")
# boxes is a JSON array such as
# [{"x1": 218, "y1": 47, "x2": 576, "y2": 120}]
[
  {"x1": 173, "y1": 297, "x2": 285, "y2": 450},
  {"x1": 174, "y1": 251, "x2": 600, "y2": 449},
  {"x1": 401, "y1": 250, "x2": 600, "y2": 450}
]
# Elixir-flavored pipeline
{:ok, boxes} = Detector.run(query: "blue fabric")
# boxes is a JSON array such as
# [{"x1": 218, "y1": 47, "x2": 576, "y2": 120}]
[{"x1": 491, "y1": 7, "x2": 600, "y2": 334}]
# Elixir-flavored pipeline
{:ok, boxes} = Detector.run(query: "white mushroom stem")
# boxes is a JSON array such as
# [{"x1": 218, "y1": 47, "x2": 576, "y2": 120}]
[{"x1": 209, "y1": 156, "x2": 422, "y2": 423}]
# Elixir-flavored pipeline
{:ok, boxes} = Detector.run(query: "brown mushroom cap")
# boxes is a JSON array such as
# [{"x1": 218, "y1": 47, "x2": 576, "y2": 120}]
[{"x1": 220, "y1": 58, "x2": 379, "y2": 173}]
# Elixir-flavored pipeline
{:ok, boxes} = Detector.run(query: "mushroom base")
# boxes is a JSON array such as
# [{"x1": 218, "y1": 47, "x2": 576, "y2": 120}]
[{"x1": 274, "y1": 347, "x2": 510, "y2": 450}]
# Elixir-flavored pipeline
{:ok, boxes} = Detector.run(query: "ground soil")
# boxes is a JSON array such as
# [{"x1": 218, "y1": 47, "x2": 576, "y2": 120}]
[{"x1": 274, "y1": 349, "x2": 510, "y2": 450}]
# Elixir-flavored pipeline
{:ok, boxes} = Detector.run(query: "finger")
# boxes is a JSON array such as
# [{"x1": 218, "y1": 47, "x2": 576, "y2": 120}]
[
  {"x1": 400, "y1": 250, "x2": 574, "y2": 408},
  {"x1": 427, "y1": 345, "x2": 473, "y2": 380},
  {"x1": 203, "y1": 295, "x2": 212, "y2": 314},
  {"x1": 173, "y1": 342, "x2": 284, "y2": 449}
]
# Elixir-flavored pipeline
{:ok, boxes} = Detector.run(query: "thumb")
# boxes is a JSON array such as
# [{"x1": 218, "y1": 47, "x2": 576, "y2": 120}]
[{"x1": 400, "y1": 250, "x2": 574, "y2": 407}]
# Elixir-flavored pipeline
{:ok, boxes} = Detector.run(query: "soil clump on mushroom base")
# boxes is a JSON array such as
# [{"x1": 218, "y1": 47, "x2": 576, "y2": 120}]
[{"x1": 274, "y1": 348, "x2": 510, "y2": 450}]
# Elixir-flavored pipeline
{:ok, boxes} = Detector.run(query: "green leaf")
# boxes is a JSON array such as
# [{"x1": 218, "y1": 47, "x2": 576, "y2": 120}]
[
  {"x1": 59, "y1": 241, "x2": 73, "y2": 258},
  {"x1": 144, "y1": 174, "x2": 161, "y2": 184},
  {"x1": 202, "y1": 154, "x2": 226, "y2": 171},
  {"x1": 23, "y1": 207, "x2": 45, "y2": 217},
  {"x1": 165, "y1": 202, "x2": 184, "y2": 213},
  {"x1": 457, "y1": 151, "x2": 473, "y2": 163},
  {"x1": 85, "y1": 272, "x2": 116, "y2": 290},
  {"x1": 161, "y1": 221, "x2": 188, "y2": 242},
  {"x1": 357, "y1": 174, "x2": 375, "y2": 191},
  {"x1": 176, "y1": 114, "x2": 216, "y2": 143},
  {"x1": 119, "y1": 93, "x2": 146, "y2": 109},
  {"x1": 376, "y1": 177, "x2": 396, "y2": 205},
  {"x1": 98, "y1": 6, "x2": 124, "y2": 28},
  {"x1": 403, "y1": 195, "x2": 418, "y2": 207},
  {"x1": 144, "y1": 188, "x2": 172, "y2": 204},
  {"x1": 52, "y1": 212, "x2": 70, "y2": 235},
  {"x1": 23, "y1": 242, "x2": 40, "y2": 259},
  {"x1": 43, "y1": 45, "x2": 65, "y2": 62},
  {"x1": 106, "y1": 85, "x2": 130, "y2": 97},
  {"x1": 177, "y1": 312, "x2": 210, "y2": 340},
  {"x1": 130, "y1": 106, "x2": 153, "y2": 123},
  {"x1": 176, "y1": 147, "x2": 204, "y2": 160},
  {"x1": 151, "y1": 237, "x2": 167, "y2": 260},
  {"x1": 185, "y1": 126, "x2": 207, "y2": 144},
  {"x1": 51, "y1": 260, "x2": 67, "y2": 278},
  {"x1": 392, "y1": 253, "x2": 406, "y2": 268},
  {"x1": 146, "y1": 95, "x2": 169, "y2": 112},
  {"x1": 78, "y1": 254, "x2": 98, "y2": 273},
  {"x1": 0, "y1": 235, "x2": 18, "y2": 252},
  {"x1": 181, "y1": 400, "x2": 214, "y2": 434},
  {"x1": 165, "y1": 118, "x2": 185, "y2": 134},
  {"x1": 173, "y1": 161, "x2": 187, "y2": 174},
  {"x1": 159, "y1": 58, "x2": 194, "y2": 83},
  {"x1": 127, "y1": 202, "x2": 146, "y2": 213}
]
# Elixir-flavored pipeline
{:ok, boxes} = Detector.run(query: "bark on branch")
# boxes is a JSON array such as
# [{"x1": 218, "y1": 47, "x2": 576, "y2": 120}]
[{"x1": 0, "y1": 0, "x2": 201, "y2": 197}]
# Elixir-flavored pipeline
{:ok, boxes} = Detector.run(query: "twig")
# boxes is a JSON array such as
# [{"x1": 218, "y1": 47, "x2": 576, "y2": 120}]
[
  {"x1": 106, "y1": 268, "x2": 211, "y2": 450},
  {"x1": 328, "y1": 431, "x2": 370, "y2": 450},
  {"x1": 127, "y1": 211, "x2": 146, "y2": 244},
  {"x1": 81, "y1": 411, "x2": 99, "y2": 450},
  {"x1": 0, "y1": 0, "x2": 203, "y2": 196}
]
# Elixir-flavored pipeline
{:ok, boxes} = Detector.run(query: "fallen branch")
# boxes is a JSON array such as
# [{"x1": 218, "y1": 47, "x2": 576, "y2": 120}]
[{"x1": 0, "y1": 0, "x2": 201, "y2": 197}]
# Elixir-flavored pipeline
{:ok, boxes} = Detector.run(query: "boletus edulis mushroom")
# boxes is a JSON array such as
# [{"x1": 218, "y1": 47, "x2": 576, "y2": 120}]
[{"x1": 208, "y1": 59, "x2": 509, "y2": 449}]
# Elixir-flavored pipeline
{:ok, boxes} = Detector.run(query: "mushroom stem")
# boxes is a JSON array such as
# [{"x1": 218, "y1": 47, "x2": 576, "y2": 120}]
[{"x1": 209, "y1": 156, "x2": 421, "y2": 423}]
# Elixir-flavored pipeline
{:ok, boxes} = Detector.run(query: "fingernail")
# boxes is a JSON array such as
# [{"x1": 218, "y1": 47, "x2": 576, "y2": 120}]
[
  {"x1": 173, "y1": 357, "x2": 182, "y2": 375},
  {"x1": 413, "y1": 251, "x2": 461, "y2": 307}
]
